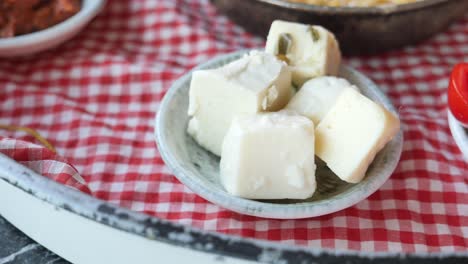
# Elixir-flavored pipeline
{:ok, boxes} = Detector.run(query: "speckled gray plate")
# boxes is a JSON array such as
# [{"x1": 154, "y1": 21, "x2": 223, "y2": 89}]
[{"x1": 155, "y1": 50, "x2": 403, "y2": 219}]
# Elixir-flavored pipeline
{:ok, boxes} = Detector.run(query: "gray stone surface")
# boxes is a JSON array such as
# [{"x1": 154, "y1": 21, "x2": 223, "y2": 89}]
[{"x1": 0, "y1": 215, "x2": 68, "y2": 264}]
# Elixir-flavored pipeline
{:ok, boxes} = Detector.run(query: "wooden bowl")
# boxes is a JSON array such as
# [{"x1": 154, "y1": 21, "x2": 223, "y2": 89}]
[{"x1": 211, "y1": 0, "x2": 468, "y2": 55}]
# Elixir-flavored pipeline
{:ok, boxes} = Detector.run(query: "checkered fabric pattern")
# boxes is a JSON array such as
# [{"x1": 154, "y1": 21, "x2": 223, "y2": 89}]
[{"x1": 0, "y1": 0, "x2": 467, "y2": 253}]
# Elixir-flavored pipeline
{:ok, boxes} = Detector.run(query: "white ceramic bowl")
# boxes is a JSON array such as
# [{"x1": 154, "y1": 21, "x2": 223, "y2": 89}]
[
  {"x1": 448, "y1": 111, "x2": 468, "y2": 161},
  {"x1": 155, "y1": 50, "x2": 403, "y2": 219},
  {"x1": 0, "y1": 0, "x2": 106, "y2": 57}
]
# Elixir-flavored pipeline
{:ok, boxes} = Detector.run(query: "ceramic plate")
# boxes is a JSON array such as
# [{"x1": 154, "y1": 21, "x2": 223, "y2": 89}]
[
  {"x1": 155, "y1": 50, "x2": 403, "y2": 219},
  {"x1": 0, "y1": 0, "x2": 106, "y2": 57},
  {"x1": 448, "y1": 111, "x2": 468, "y2": 161}
]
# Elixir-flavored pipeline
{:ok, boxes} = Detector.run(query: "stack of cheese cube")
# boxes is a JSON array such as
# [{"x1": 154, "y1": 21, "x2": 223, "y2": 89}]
[{"x1": 187, "y1": 20, "x2": 400, "y2": 200}]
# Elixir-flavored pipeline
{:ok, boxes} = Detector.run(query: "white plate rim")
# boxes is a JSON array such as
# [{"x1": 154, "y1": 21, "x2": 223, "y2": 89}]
[{"x1": 447, "y1": 110, "x2": 468, "y2": 161}]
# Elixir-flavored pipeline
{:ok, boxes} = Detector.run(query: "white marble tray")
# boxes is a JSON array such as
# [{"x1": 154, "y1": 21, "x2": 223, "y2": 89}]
[{"x1": 2, "y1": 153, "x2": 467, "y2": 263}]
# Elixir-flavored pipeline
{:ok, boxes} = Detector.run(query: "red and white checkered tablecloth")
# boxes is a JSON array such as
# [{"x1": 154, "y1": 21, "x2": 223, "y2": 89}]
[{"x1": 0, "y1": 0, "x2": 467, "y2": 254}]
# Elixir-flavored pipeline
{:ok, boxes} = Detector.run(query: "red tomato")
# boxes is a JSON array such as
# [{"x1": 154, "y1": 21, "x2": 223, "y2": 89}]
[{"x1": 448, "y1": 63, "x2": 468, "y2": 126}]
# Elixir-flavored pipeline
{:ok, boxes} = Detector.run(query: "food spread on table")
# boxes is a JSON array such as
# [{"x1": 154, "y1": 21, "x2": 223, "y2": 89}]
[
  {"x1": 187, "y1": 20, "x2": 401, "y2": 200},
  {"x1": 0, "y1": 0, "x2": 467, "y2": 259},
  {"x1": 287, "y1": 0, "x2": 422, "y2": 7},
  {"x1": 0, "y1": 0, "x2": 81, "y2": 38}
]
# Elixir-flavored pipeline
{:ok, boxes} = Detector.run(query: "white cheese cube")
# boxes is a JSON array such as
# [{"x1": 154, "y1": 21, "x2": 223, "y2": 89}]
[
  {"x1": 265, "y1": 20, "x2": 341, "y2": 87},
  {"x1": 220, "y1": 111, "x2": 316, "y2": 199},
  {"x1": 315, "y1": 89, "x2": 400, "y2": 183},
  {"x1": 187, "y1": 51, "x2": 292, "y2": 156},
  {"x1": 286, "y1": 76, "x2": 359, "y2": 124}
]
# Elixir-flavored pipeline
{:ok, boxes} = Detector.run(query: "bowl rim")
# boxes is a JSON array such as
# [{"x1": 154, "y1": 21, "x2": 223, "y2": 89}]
[
  {"x1": 447, "y1": 110, "x2": 468, "y2": 161},
  {"x1": 155, "y1": 50, "x2": 404, "y2": 219},
  {"x1": 255, "y1": 0, "x2": 451, "y2": 14},
  {"x1": 0, "y1": 0, "x2": 106, "y2": 48}
]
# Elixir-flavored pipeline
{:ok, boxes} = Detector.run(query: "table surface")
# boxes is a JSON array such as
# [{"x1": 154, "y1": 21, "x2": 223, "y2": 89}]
[{"x1": 0, "y1": 215, "x2": 68, "y2": 264}]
